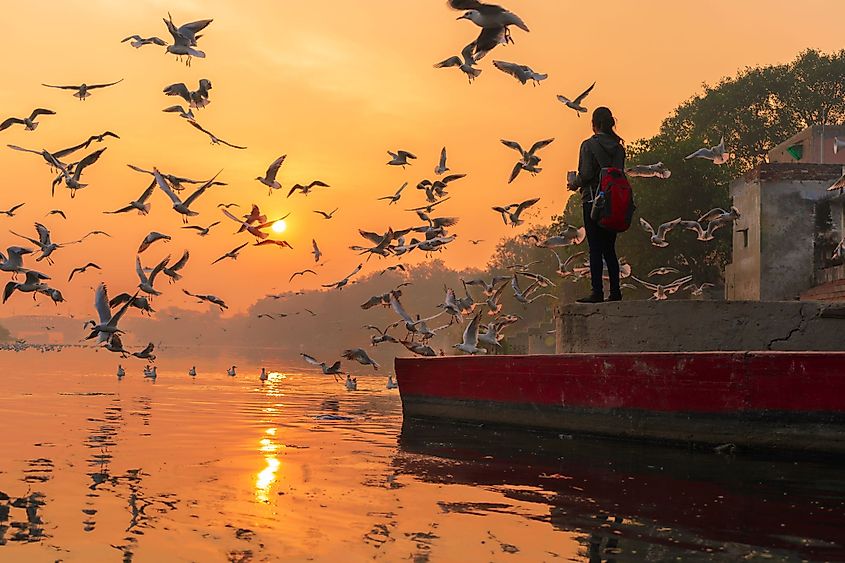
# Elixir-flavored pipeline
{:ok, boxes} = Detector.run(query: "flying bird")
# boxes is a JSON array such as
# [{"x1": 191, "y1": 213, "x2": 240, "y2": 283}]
[
  {"x1": 300, "y1": 353, "x2": 344, "y2": 380},
  {"x1": 42, "y1": 79, "x2": 124, "y2": 100},
  {"x1": 453, "y1": 314, "x2": 487, "y2": 355},
  {"x1": 211, "y1": 242, "x2": 249, "y2": 265},
  {"x1": 11, "y1": 223, "x2": 84, "y2": 264},
  {"x1": 68, "y1": 262, "x2": 101, "y2": 282},
  {"x1": 377, "y1": 182, "x2": 408, "y2": 205},
  {"x1": 83, "y1": 283, "x2": 136, "y2": 342},
  {"x1": 136, "y1": 255, "x2": 169, "y2": 296},
  {"x1": 313, "y1": 208, "x2": 339, "y2": 220},
  {"x1": 287, "y1": 180, "x2": 330, "y2": 198},
  {"x1": 254, "y1": 239, "x2": 293, "y2": 249},
  {"x1": 183, "y1": 289, "x2": 228, "y2": 310},
  {"x1": 492, "y1": 198, "x2": 540, "y2": 227},
  {"x1": 46, "y1": 209, "x2": 66, "y2": 219},
  {"x1": 53, "y1": 147, "x2": 108, "y2": 197},
  {"x1": 0, "y1": 108, "x2": 55, "y2": 132},
  {"x1": 186, "y1": 120, "x2": 246, "y2": 149},
  {"x1": 312, "y1": 239, "x2": 322, "y2": 263},
  {"x1": 0, "y1": 203, "x2": 25, "y2": 217},
  {"x1": 121, "y1": 35, "x2": 167, "y2": 48},
  {"x1": 163, "y1": 79, "x2": 212, "y2": 109},
  {"x1": 162, "y1": 105, "x2": 195, "y2": 120},
  {"x1": 321, "y1": 264, "x2": 363, "y2": 290},
  {"x1": 640, "y1": 217, "x2": 682, "y2": 248},
  {"x1": 500, "y1": 138, "x2": 554, "y2": 183},
  {"x1": 153, "y1": 168, "x2": 221, "y2": 222},
  {"x1": 556, "y1": 82, "x2": 596, "y2": 116},
  {"x1": 387, "y1": 150, "x2": 416, "y2": 168},
  {"x1": 342, "y1": 348, "x2": 380, "y2": 371},
  {"x1": 255, "y1": 155, "x2": 287, "y2": 195},
  {"x1": 289, "y1": 269, "x2": 317, "y2": 282},
  {"x1": 138, "y1": 231, "x2": 171, "y2": 253},
  {"x1": 685, "y1": 137, "x2": 731, "y2": 165},
  {"x1": 163, "y1": 250, "x2": 190, "y2": 282},
  {"x1": 182, "y1": 221, "x2": 220, "y2": 236},
  {"x1": 105, "y1": 178, "x2": 156, "y2": 215},
  {"x1": 163, "y1": 13, "x2": 213, "y2": 65},
  {"x1": 434, "y1": 43, "x2": 482, "y2": 83},
  {"x1": 492, "y1": 60, "x2": 547, "y2": 85},
  {"x1": 626, "y1": 162, "x2": 672, "y2": 179}
]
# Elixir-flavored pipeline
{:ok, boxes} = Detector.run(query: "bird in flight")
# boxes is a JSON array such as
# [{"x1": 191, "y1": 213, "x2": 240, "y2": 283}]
[
  {"x1": 42, "y1": 79, "x2": 124, "y2": 101},
  {"x1": 0, "y1": 108, "x2": 56, "y2": 132},
  {"x1": 556, "y1": 82, "x2": 596, "y2": 116}
]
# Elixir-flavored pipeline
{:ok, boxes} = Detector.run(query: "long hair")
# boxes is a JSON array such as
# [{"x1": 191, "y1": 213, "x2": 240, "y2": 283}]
[{"x1": 592, "y1": 107, "x2": 623, "y2": 145}]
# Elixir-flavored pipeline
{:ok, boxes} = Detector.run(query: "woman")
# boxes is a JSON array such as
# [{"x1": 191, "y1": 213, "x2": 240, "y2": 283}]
[{"x1": 567, "y1": 106, "x2": 625, "y2": 303}]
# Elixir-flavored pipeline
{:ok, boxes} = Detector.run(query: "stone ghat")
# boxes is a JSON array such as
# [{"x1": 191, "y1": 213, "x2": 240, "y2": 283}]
[{"x1": 555, "y1": 300, "x2": 845, "y2": 354}]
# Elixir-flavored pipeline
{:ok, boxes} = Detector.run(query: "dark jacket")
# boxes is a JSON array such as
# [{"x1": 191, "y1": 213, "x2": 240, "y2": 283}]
[{"x1": 572, "y1": 133, "x2": 625, "y2": 202}]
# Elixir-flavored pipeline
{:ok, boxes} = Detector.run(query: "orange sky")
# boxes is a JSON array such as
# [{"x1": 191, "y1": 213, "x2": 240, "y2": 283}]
[{"x1": 0, "y1": 0, "x2": 841, "y2": 316}]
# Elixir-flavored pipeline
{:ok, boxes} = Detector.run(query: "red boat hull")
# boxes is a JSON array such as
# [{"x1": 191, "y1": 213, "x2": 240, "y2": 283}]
[{"x1": 395, "y1": 352, "x2": 845, "y2": 454}]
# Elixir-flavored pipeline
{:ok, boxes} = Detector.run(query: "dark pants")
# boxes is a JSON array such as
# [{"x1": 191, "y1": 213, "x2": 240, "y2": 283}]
[{"x1": 583, "y1": 202, "x2": 620, "y2": 296}]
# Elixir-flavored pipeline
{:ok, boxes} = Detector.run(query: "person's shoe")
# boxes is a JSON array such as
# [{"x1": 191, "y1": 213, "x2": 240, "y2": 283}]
[
  {"x1": 607, "y1": 292, "x2": 623, "y2": 302},
  {"x1": 576, "y1": 293, "x2": 604, "y2": 304}
]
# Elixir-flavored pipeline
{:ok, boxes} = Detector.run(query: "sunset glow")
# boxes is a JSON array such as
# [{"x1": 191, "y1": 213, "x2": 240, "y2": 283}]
[{"x1": 272, "y1": 220, "x2": 288, "y2": 234}]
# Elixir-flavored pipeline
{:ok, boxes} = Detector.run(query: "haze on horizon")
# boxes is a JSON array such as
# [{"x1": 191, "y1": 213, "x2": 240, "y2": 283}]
[{"x1": 0, "y1": 0, "x2": 840, "y2": 317}]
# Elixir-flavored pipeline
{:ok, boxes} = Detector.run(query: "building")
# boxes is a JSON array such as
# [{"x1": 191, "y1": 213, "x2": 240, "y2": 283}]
[{"x1": 767, "y1": 124, "x2": 845, "y2": 165}]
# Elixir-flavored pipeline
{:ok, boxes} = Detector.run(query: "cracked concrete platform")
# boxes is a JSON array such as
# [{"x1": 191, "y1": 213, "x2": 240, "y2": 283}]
[{"x1": 555, "y1": 301, "x2": 845, "y2": 353}]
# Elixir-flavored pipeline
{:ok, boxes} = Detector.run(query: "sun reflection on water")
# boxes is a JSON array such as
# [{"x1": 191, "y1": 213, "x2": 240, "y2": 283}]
[{"x1": 256, "y1": 427, "x2": 281, "y2": 503}]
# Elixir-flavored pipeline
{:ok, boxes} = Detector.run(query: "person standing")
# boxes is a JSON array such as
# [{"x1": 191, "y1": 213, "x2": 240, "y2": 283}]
[{"x1": 566, "y1": 107, "x2": 626, "y2": 303}]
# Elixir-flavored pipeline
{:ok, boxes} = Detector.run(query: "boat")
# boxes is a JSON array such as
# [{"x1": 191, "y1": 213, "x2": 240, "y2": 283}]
[{"x1": 395, "y1": 352, "x2": 845, "y2": 454}]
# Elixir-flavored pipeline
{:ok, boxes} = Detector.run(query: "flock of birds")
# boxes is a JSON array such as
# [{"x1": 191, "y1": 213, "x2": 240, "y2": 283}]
[{"x1": 0, "y1": 2, "x2": 745, "y2": 386}]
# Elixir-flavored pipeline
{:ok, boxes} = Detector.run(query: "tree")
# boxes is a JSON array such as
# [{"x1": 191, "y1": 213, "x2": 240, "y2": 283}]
[{"x1": 551, "y1": 48, "x2": 845, "y2": 296}]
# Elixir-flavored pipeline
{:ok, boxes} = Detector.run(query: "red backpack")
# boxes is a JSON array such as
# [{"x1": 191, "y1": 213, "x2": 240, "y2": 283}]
[{"x1": 588, "y1": 144, "x2": 635, "y2": 232}]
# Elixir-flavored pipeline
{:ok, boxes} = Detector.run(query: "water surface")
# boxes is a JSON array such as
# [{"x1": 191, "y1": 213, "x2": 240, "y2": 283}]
[{"x1": 0, "y1": 348, "x2": 843, "y2": 562}]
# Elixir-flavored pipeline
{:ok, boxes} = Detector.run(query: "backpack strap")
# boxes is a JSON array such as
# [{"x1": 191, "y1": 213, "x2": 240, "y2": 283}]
[{"x1": 586, "y1": 139, "x2": 614, "y2": 200}]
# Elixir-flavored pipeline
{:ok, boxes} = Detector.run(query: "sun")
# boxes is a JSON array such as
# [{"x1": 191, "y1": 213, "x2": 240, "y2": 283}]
[{"x1": 271, "y1": 220, "x2": 287, "y2": 234}]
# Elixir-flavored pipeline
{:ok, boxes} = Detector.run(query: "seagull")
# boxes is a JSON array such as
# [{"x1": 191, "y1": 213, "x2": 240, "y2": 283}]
[
  {"x1": 138, "y1": 231, "x2": 171, "y2": 253},
  {"x1": 492, "y1": 197, "x2": 540, "y2": 227},
  {"x1": 632, "y1": 275, "x2": 694, "y2": 301},
  {"x1": 163, "y1": 79, "x2": 212, "y2": 109},
  {"x1": 162, "y1": 105, "x2": 195, "y2": 120},
  {"x1": 549, "y1": 249, "x2": 587, "y2": 280},
  {"x1": 53, "y1": 148, "x2": 108, "y2": 197},
  {"x1": 188, "y1": 366, "x2": 197, "y2": 377},
  {"x1": 461, "y1": 275, "x2": 511, "y2": 297},
  {"x1": 287, "y1": 180, "x2": 330, "y2": 198},
  {"x1": 387, "y1": 150, "x2": 416, "y2": 168},
  {"x1": 186, "y1": 120, "x2": 246, "y2": 149},
  {"x1": 163, "y1": 13, "x2": 213, "y2": 65},
  {"x1": 132, "y1": 343, "x2": 156, "y2": 361},
  {"x1": 117, "y1": 365, "x2": 126, "y2": 378},
  {"x1": 556, "y1": 82, "x2": 596, "y2": 116},
  {"x1": 321, "y1": 264, "x2": 363, "y2": 290},
  {"x1": 453, "y1": 314, "x2": 487, "y2": 355},
  {"x1": 153, "y1": 168, "x2": 221, "y2": 223},
  {"x1": 104, "y1": 179, "x2": 155, "y2": 216},
  {"x1": 136, "y1": 255, "x2": 170, "y2": 296},
  {"x1": 342, "y1": 348, "x2": 380, "y2": 371},
  {"x1": 449, "y1": 0, "x2": 529, "y2": 33},
  {"x1": 46, "y1": 209, "x2": 66, "y2": 219},
  {"x1": 492, "y1": 60, "x2": 547, "y2": 85},
  {"x1": 640, "y1": 217, "x2": 682, "y2": 248},
  {"x1": 11, "y1": 223, "x2": 84, "y2": 264},
  {"x1": 626, "y1": 162, "x2": 672, "y2": 179},
  {"x1": 478, "y1": 321, "x2": 505, "y2": 350},
  {"x1": 2, "y1": 270, "x2": 51, "y2": 304},
  {"x1": 648, "y1": 267, "x2": 681, "y2": 277},
  {"x1": 289, "y1": 269, "x2": 317, "y2": 282},
  {"x1": 377, "y1": 182, "x2": 408, "y2": 205},
  {"x1": 0, "y1": 109, "x2": 55, "y2": 132},
  {"x1": 434, "y1": 147, "x2": 450, "y2": 175},
  {"x1": 260, "y1": 368, "x2": 268, "y2": 382},
  {"x1": 105, "y1": 334, "x2": 130, "y2": 357},
  {"x1": 677, "y1": 220, "x2": 718, "y2": 242},
  {"x1": 364, "y1": 324, "x2": 400, "y2": 346},
  {"x1": 389, "y1": 292, "x2": 444, "y2": 338},
  {"x1": 182, "y1": 221, "x2": 220, "y2": 237},
  {"x1": 708, "y1": 207, "x2": 741, "y2": 225},
  {"x1": 218, "y1": 202, "x2": 239, "y2": 209},
  {"x1": 183, "y1": 289, "x2": 228, "y2": 310},
  {"x1": 219, "y1": 208, "x2": 279, "y2": 240},
  {"x1": 685, "y1": 137, "x2": 731, "y2": 165},
  {"x1": 42, "y1": 79, "x2": 124, "y2": 100},
  {"x1": 380, "y1": 264, "x2": 408, "y2": 275},
  {"x1": 511, "y1": 275, "x2": 556, "y2": 305},
  {"x1": 227, "y1": 366, "x2": 237, "y2": 376},
  {"x1": 301, "y1": 354, "x2": 345, "y2": 380},
  {"x1": 501, "y1": 138, "x2": 554, "y2": 183},
  {"x1": 121, "y1": 35, "x2": 167, "y2": 48},
  {"x1": 312, "y1": 239, "x2": 322, "y2": 263},
  {"x1": 537, "y1": 225, "x2": 586, "y2": 248},
  {"x1": 0, "y1": 246, "x2": 34, "y2": 276},
  {"x1": 434, "y1": 42, "x2": 482, "y2": 82},
  {"x1": 0, "y1": 203, "x2": 25, "y2": 217},
  {"x1": 685, "y1": 282, "x2": 715, "y2": 296},
  {"x1": 110, "y1": 292, "x2": 155, "y2": 315},
  {"x1": 345, "y1": 375, "x2": 358, "y2": 391},
  {"x1": 68, "y1": 262, "x2": 101, "y2": 282},
  {"x1": 313, "y1": 208, "x2": 339, "y2": 220},
  {"x1": 211, "y1": 243, "x2": 248, "y2": 265},
  {"x1": 254, "y1": 239, "x2": 293, "y2": 250},
  {"x1": 256, "y1": 155, "x2": 287, "y2": 195},
  {"x1": 127, "y1": 164, "x2": 222, "y2": 192},
  {"x1": 163, "y1": 250, "x2": 190, "y2": 282},
  {"x1": 386, "y1": 375, "x2": 398, "y2": 389}
]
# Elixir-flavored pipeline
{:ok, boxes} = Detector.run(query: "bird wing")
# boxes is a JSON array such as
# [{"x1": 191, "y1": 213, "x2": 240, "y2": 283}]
[
  {"x1": 184, "y1": 170, "x2": 222, "y2": 207},
  {"x1": 462, "y1": 314, "x2": 482, "y2": 347},
  {"x1": 500, "y1": 139, "x2": 524, "y2": 154},
  {"x1": 178, "y1": 19, "x2": 213, "y2": 36},
  {"x1": 87, "y1": 79, "x2": 124, "y2": 90},
  {"x1": 434, "y1": 55, "x2": 462, "y2": 68},
  {"x1": 528, "y1": 138, "x2": 554, "y2": 154},
  {"x1": 34, "y1": 223, "x2": 51, "y2": 246},
  {"x1": 163, "y1": 83, "x2": 192, "y2": 102},
  {"x1": 656, "y1": 218, "x2": 682, "y2": 238},
  {"x1": 73, "y1": 147, "x2": 107, "y2": 177},
  {"x1": 152, "y1": 168, "x2": 182, "y2": 205},
  {"x1": 219, "y1": 138, "x2": 247, "y2": 150},
  {"x1": 492, "y1": 60, "x2": 518, "y2": 77},
  {"x1": 94, "y1": 283, "x2": 111, "y2": 324},
  {"x1": 301, "y1": 353, "x2": 321, "y2": 366},
  {"x1": 632, "y1": 276, "x2": 659, "y2": 291},
  {"x1": 148, "y1": 256, "x2": 170, "y2": 285},
  {"x1": 135, "y1": 256, "x2": 148, "y2": 284},
  {"x1": 42, "y1": 83, "x2": 81, "y2": 90},
  {"x1": 169, "y1": 250, "x2": 190, "y2": 271},
  {"x1": 187, "y1": 119, "x2": 213, "y2": 138},
  {"x1": 265, "y1": 155, "x2": 286, "y2": 181},
  {"x1": 507, "y1": 162, "x2": 522, "y2": 184},
  {"x1": 514, "y1": 197, "x2": 540, "y2": 216},
  {"x1": 573, "y1": 82, "x2": 596, "y2": 104},
  {"x1": 389, "y1": 293, "x2": 414, "y2": 324},
  {"x1": 639, "y1": 218, "x2": 656, "y2": 236},
  {"x1": 0, "y1": 118, "x2": 25, "y2": 131},
  {"x1": 8, "y1": 203, "x2": 25, "y2": 214}
]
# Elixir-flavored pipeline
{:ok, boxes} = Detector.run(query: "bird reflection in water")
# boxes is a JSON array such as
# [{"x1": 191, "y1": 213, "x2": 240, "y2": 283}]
[{"x1": 255, "y1": 427, "x2": 281, "y2": 503}]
